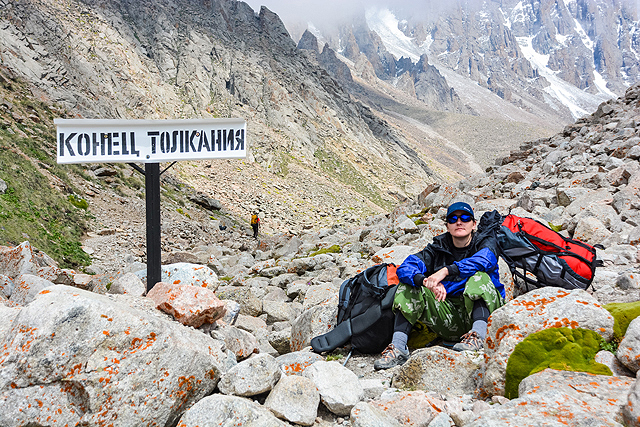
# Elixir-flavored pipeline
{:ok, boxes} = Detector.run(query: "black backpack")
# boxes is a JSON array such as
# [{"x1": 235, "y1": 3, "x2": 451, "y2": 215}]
[{"x1": 311, "y1": 263, "x2": 399, "y2": 354}]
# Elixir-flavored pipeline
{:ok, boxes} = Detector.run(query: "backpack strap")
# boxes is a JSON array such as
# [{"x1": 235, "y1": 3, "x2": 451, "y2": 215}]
[
  {"x1": 311, "y1": 263, "x2": 398, "y2": 354},
  {"x1": 311, "y1": 321, "x2": 353, "y2": 353},
  {"x1": 310, "y1": 285, "x2": 399, "y2": 354}
]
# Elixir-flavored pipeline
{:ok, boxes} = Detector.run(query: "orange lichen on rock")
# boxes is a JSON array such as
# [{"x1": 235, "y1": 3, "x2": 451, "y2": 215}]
[
  {"x1": 542, "y1": 318, "x2": 580, "y2": 329},
  {"x1": 495, "y1": 324, "x2": 521, "y2": 342}
]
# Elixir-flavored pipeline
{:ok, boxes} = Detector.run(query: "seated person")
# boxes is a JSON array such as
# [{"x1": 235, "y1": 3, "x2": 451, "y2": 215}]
[{"x1": 374, "y1": 201, "x2": 505, "y2": 370}]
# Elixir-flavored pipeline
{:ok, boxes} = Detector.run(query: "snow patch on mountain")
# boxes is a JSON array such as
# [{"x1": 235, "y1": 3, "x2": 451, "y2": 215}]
[
  {"x1": 573, "y1": 16, "x2": 594, "y2": 50},
  {"x1": 516, "y1": 36, "x2": 610, "y2": 119},
  {"x1": 366, "y1": 5, "x2": 615, "y2": 121},
  {"x1": 508, "y1": 1, "x2": 529, "y2": 27},
  {"x1": 365, "y1": 7, "x2": 422, "y2": 62}
]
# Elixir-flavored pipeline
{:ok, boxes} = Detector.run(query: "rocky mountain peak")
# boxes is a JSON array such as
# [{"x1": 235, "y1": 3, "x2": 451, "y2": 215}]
[
  {"x1": 290, "y1": 0, "x2": 639, "y2": 126},
  {"x1": 297, "y1": 29, "x2": 320, "y2": 53}
]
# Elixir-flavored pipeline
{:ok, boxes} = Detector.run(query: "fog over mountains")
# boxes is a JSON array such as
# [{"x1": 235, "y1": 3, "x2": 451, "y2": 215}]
[{"x1": 258, "y1": 0, "x2": 640, "y2": 124}]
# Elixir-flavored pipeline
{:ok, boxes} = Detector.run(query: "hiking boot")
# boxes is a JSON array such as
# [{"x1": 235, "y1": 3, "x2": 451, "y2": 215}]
[
  {"x1": 373, "y1": 344, "x2": 410, "y2": 370},
  {"x1": 452, "y1": 331, "x2": 484, "y2": 352}
]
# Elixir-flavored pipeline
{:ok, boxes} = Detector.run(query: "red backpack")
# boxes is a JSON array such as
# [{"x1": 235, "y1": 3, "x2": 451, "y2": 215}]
[{"x1": 479, "y1": 211, "x2": 600, "y2": 291}]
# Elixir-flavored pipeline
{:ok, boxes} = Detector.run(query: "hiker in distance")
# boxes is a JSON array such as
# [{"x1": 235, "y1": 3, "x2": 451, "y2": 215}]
[
  {"x1": 250, "y1": 212, "x2": 260, "y2": 239},
  {"x1": 374, "y1": 201, "x2": 505, "y2": 370}
]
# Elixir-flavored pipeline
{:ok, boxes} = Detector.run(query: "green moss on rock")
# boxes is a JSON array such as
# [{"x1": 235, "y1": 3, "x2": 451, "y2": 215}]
[
  {"x1": 505, "y1": 327, "x2": 612, "y2": 399},
  {"x1": 603, "y1": 301, "x2": 640, "y2": 341},
  {"x1": 310, "y1": 245, "x2": 341, "y2": 256},
  {"x1": 68, "y1": 194, "x2": 88, "y2": 210}
]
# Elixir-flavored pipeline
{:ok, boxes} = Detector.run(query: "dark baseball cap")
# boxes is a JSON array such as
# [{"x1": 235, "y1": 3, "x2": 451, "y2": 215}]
[{"x1": 446, "y1": 202, "x2": 474, "y2": 219}]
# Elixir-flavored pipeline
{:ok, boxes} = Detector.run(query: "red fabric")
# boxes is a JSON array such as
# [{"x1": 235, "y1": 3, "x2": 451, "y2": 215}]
[
  {"x1": 386, "y1": 264, "x2": 400, "y2": 286},
  {"x1": 502, "y1": 215, "x2": 596, "y2": 280}
]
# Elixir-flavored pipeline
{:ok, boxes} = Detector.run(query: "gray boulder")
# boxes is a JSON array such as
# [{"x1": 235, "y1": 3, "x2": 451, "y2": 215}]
[
  {"x1": 9, "y1": 274, "x2": 54, "y2": 306},
  {"x1": 0, "y1": 285, "x2": 227, "y2": 427},
  {"x1": 352, "y1": 390, "x2": 439, "y2": 427},
  {"x1": 135, "y1": 262, "x2": 220, "y2": 291},
  {"x1": 267, "y1": 328, "x2": 291, "y2": 355},
  {"x1": 301, "y1": 283, "x2": 339, "y2": 309},
  {"x1": 188, "y1": 192, "x2": 222, "y2": 211},
  {"x1": 218, "y1": 353, "x2": 281, "y2": 397},
  {"x1": 177, "y1": 394, "x2": 287, "y2": 427},
  {"x1": 0, "y1": 241, "x2": 58, "y2": 279},
  {"x1": 302, "y1": 361, "x2": 364, "y2": 416},
  {"x1": 393, "y1": 347, "x2": 482, "y2": 395},
  {"x1": 275, "y1": 351, "x2": 324, "y2": 376},
  {"x1": 595, "y1": 350, "x2": 635, "y2": 377},
  {"x1": 0, "y1": 274, "x2": 14, "y2": 298},
  {"x1": 216, "y1": 325, "x2": 258, "y2": 361},
  {"x1": 617, "y1": 316, "x2": 640, "y2": 373},
  {"x1": 290, "y1": 304, "x2": 337, "y2": 351},
  {"x1": 0, "y1": 304, "x2": 21, "y2": 339},
  {"x1": 350, "y1": 401, "x2": 403, "y2": 427},
  {"x1": 264, "y1": 375, "x2": 319, "y2": 426},
  {"x1": 470, "y1": 369, "x2": 634, "y2": 426},
  {"x1": 107, "y1": 272, "x2": 146, "y2": 296}
]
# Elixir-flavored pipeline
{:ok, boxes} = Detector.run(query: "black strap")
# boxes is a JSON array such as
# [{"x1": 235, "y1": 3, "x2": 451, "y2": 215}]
[
  {"x1": 311, "y1": 321, "x2": 353, "y2": 353},
  {"x1": 520, "y1": 232, "x2": 596, "y2": 267}
]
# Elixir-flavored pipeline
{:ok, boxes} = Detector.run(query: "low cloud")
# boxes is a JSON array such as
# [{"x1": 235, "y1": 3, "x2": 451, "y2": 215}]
[{"x1": 242, "y1": 0, "x2": 457, "y2": 30}]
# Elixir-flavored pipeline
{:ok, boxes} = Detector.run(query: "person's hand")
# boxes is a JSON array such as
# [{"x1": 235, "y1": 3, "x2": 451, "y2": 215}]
[{"x1": 423, "y1": 267, "x2": 449, "y2": 302}]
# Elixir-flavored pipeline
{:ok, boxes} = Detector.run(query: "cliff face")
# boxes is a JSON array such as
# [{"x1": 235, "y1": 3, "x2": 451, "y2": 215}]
[
  {"x1": 408, "y1": 0, "x2": 639, "y2": 120},
  {"x1": 0, "y1": 0, "x2": 452, "y2": 223},
  {"x1": 299, "y1": 1, "x2": 639, "y2": 125}
]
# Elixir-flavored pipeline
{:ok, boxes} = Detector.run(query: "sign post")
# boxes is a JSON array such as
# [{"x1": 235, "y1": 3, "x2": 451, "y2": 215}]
[
  {"x1": 55, "y1": 118, "x2": 247, "y2": 292},
  {"x1": 145, "y1": 162, "x2": 162, "y2": 290}
]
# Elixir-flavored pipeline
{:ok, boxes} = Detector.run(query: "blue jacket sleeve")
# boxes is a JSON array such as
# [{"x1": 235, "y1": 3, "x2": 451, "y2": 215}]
[
  {"x1": 397, "y1": 254, "x2": 428, "y2": 287},
  {"x1": 452, "y1": 247, "x2": 499, "y2": 278}
]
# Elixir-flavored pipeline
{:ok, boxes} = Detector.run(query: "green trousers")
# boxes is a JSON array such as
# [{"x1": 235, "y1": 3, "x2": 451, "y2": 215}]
[{"x1": 393, "y1": 271, "x2": 504, "y2": 342}]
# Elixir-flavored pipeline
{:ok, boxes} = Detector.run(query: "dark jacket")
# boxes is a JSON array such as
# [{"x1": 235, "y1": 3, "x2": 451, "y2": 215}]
[{"x1": 397, "y1": 231, "x2": 504, "y2": 298}]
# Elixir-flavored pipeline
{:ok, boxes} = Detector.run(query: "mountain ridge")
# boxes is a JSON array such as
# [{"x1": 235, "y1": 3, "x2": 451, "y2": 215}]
[{"x1": 284, "y1": 1, "x2": 638, "y2": 126}]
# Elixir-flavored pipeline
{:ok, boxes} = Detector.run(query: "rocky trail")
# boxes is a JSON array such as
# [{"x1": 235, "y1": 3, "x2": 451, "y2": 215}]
[{"x1": 1, "y1": 78, "x2": 640, "y2": 427}]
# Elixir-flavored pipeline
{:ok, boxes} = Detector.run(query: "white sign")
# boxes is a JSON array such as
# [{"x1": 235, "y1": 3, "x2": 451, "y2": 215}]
[{"x1": 55, "y1": 118, "x2": 247, "y2": 164}]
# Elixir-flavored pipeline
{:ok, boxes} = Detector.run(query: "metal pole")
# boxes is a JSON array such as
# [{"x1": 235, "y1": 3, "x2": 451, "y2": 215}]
[{"x1": 145, "y1": 163, "x2": 161, "y2": 292}]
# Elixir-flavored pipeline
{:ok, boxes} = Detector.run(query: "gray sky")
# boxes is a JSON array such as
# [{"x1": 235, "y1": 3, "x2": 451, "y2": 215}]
[
  {"x1": 243, "y1": 0, "x2": 640, "y2": 29},
  {"x1": 243, "y1": 0, "x2": 640, "y2": 45},
  {"x1": 242, "y1": 0, "x2": 454, "y2": 31}
]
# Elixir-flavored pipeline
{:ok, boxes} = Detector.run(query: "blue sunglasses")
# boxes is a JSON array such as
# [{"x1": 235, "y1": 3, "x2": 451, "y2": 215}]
[{"x1": 446, "y1": 214, "x2": 474, "y2": 224}]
